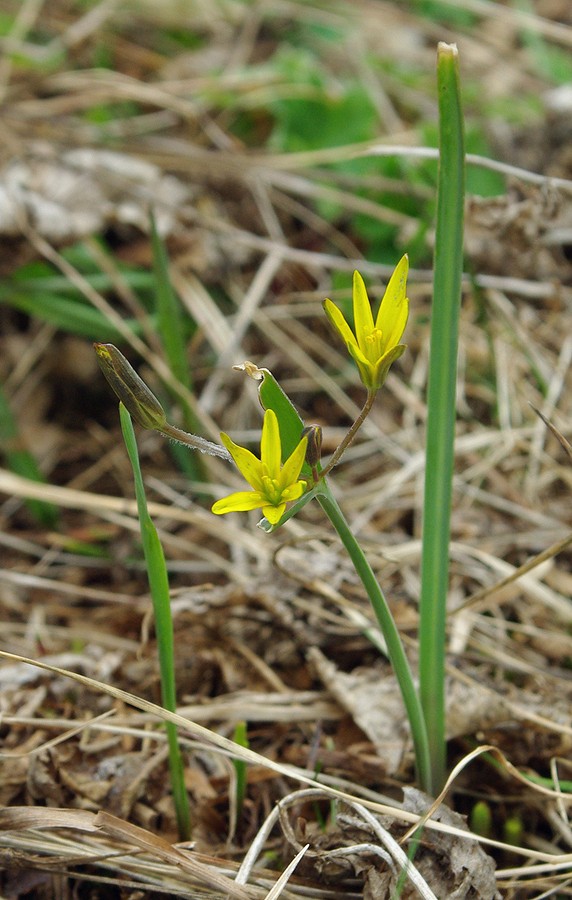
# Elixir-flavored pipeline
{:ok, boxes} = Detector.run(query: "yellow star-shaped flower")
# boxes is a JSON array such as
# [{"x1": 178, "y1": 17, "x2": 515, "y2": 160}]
[
  {"x1": 212, "y1": 409, "x2": 308, "y2": 525},
  {"x1": 323, "y1": 256, "x2": 409, "y2": 391}
]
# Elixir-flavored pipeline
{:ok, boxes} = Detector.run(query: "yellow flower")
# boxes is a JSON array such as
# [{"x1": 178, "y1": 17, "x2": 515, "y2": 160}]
[
  {"x1": 323, "y1": 256, "x2": 409, "y2": 391},
  {"x1": 212, "y1": 409, "x2": 308, "y2": 525}
]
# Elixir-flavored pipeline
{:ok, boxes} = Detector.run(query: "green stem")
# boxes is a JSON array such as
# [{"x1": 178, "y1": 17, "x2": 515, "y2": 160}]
[
  {"x1": 320, "y1": 389, "x2": 377, "y2": 479},
  {"x1": 120, "y1": 404, "x2": 191, "y2": 840},
  {"x1": 232, "y1": 721, "x2": 249, "y2": 825},
  {"x1": 418, "y1": 43, "x2": 465, "y2": 795},
  {"x1": 317, "y1": 482, "x2": 431, "y2": 790}
]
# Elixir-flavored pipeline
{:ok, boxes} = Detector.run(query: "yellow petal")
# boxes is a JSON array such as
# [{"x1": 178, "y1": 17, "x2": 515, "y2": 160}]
[
  {"x1": 346, "y1": 342, "x2": 376, "y2": 390},
  {"x1": 220, "y1": 433, "x2": 265, "y2": 492},
  {"x1": 262, "y1": 502, "x2": 286, "y2": 525},
  {"x1": 281, "y1": 481, "x2": 306, "y2": 503},
  {"x1": 260, "y1": 409, "x2": 281, "y2": 481},
  {"x1": 323, "y1": 298, "x2": 358, "y2": 351},
  {"x1": 279, "y1": 435, "x2": 308, "y2": 490},
  {"x1": 372, "y1": 343, "x2": 407, "y2": 389},
  {"x1": 352, "y1": 270, "x2": 375, "y2": 356},
  {"x1": 375, "y1": 255, "x2": 409, "y2": 351},
  {"x1": 212, "y1": 490, "x2": 266, "y2": 516}
]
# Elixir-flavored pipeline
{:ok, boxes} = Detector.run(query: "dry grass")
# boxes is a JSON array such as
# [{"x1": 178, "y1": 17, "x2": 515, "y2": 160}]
[{"x1": 1, "y1": 0, "x2": 572, "y2": 897}]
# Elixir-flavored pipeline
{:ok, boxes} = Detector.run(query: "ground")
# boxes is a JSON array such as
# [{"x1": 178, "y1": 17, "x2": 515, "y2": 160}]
[{"x1": 0, "y1": 1, "x2": 571, "y2": 898}]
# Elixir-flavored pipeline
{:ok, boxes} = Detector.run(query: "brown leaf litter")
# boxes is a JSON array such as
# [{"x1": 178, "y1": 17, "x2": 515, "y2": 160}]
[{"x1": 1, "y1": 1, "x2": 572, "y2": 898}]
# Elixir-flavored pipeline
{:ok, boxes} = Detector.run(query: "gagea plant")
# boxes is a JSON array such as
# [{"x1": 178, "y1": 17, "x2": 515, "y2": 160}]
[
  {"x1": 95, "y1": 256, "x2": 431, "y2": 791},
  {"x1": 96, "y1": 42, "x2": 464, "y2": 800}
]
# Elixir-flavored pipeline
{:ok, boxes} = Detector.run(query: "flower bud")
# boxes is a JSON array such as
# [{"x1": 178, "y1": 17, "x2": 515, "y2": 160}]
[
  {"x1": 302, "y1": 424, "x2": 322, "y2": 468},
  {"x1": 94, "y1": 343, "x2": 167, "y2": 430}
]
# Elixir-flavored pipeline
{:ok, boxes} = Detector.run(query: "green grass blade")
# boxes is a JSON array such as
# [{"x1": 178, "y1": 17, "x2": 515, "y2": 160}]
[
  {"x1": 14, "y1": 270, "x2": 153, "y2": 294},
  {"x1": 231, "y1": 721, "x2": 248, "y2": 825},
  {"x1": 149, "y1": 212, "x2": 202, "y2": 479},
  {"x1": 119, "y1": 403, "x2": 191, "y2": 840},
  {"x1": 418, "y1": 43, "x2": 465, "y2": 795},
  {"x1": 0, "y1": 288, "x2": 148, "y2": 341},
  {"x1": 150, "y1": 213, "x2": 191, "y2": 394}
]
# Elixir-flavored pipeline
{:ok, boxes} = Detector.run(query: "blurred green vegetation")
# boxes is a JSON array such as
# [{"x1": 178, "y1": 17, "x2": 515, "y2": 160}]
[
  {"x1": 2, "y1": 245, "x2": 159, "y2": 342},
  {"x1": 0, "y1": 0, "x2": 563, "y2": 494}
]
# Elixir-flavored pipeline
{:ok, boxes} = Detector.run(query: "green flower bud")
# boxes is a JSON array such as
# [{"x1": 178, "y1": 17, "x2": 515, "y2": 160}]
[{"x1": 94, "y1": 343, "x2": 167, "y2": 430}]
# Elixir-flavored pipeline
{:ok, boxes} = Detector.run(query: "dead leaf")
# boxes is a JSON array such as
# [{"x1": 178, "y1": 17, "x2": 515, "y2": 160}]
[{"x1": 0, "y1": 806, "x2": 255, "y2": 899}]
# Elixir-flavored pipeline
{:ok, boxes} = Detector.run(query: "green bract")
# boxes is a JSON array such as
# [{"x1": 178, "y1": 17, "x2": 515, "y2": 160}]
[
  {"x1": 323, "y1": 256, "x2": 409, "y2": 391},
  {"x1": 212, "y1": 409, "x2": 308, "y2": 525}
]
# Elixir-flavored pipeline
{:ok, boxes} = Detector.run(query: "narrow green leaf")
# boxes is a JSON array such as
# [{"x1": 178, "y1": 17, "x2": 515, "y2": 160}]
[
  {"x1": 232, "y1": 721, "x2": 248, "y2": 824},
  {"x1": 0, "y1": 289, "x2": 147, "y2": 341},
  {"x1": 150, "y1": 213, "x2": 191, "y2": 393},
  {"x1": 149, "y1": 211, "x2": 202, "y2": 479},
  {"x1": 119, "y1": 404, "x2": 191, "y2": 840},
  {"x1": 418, "y1": 42, "x2": 465, "y2": 795}
]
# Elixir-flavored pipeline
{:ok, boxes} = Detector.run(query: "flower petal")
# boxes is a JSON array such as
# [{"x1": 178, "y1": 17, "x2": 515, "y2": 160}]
[
  {"x1": 262, "y1": 502, "x2": 287, "y2": 525},
  {"x1": 278, "y1": 434, "x2": 308, "y2": 489},
  {"x1": 323, "y1": 298, "x2": 358, "y2": 351},
  {"x1": 216, "y1": 412, "x2": 310, "y2": 525},
  {"x1": 375, "y1": 255, "x2": 409, "y2": 351},
  {"x1": 281, "y1": 480, "x2": 305, "y2": 502},
  {"x1": 212, "y1": 490, "x2": 266, "y2": 516},
  {"x1": 260, "y1": 408, "x2": 281, "y2": 480},
  {"x1": 346, "y1": 341, "x2": 376, "y2": 389},
  {"x1": 352, "y1": 270, "x2": 375, "y2": 356},
  {"x1": 372, "y1": 343, "x2": 407, "y2": 389},
  {"x1": 220, "y1": 433, "x2": 265, "y2": 491}
]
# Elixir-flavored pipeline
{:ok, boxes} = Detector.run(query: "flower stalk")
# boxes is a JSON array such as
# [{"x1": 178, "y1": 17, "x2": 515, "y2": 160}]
[
  {"x1": 316, "y1": 482, "x2": 431, "y2": 789},
  {"x1": 319, "y1": 388, "x2": 377, "y2": 478},
  {"x1": 212, "y1": 259, "x2": 432, "y2": 788}
]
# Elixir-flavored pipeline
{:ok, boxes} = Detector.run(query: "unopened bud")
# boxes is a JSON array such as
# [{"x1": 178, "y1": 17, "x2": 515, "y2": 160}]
[
  {"x1": 302, "y1": 424, "x2": 322, "y2": 468},
  {"x1": 94, "y1": 343, "x2": 167, "y2": 430}
]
